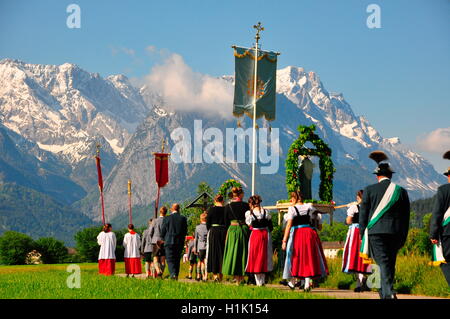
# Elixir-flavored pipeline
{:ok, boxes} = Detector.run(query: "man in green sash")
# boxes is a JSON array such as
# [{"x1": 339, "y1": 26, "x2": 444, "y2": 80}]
[
  {"x1": 359, "y1": 154, "x2": 410, "y2": 299},
  {"x1": 430, "y1": 151, "x2": 450, "y2": 286}
]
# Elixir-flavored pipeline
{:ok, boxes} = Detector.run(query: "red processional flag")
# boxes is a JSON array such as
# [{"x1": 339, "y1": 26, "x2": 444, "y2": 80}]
[
  {"x1": 154, "y1": 153, "x2": 169, "y2": 188},
  {"x1": 95, "y1": 155, "x2": 104, "y2": 192},
  {"x1": 95, "y1": 146, "x2": 106, "y2": 225}
]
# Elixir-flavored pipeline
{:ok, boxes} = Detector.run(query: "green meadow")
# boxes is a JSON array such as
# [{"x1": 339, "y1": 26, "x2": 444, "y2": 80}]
[
  {"x1": 1, "y1": 255, "x2": 448, "y2": 299},
  {"x1": 0, "y1": 262, "x2": 327, "y2": 299}
]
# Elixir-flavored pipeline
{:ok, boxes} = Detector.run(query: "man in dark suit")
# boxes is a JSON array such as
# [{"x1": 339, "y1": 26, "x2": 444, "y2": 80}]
[
  {"x1": 161, "y1": 203, "x2": 187, "y2": 280},
  {"x1": 430, "y1": 165, "x2": 450, "y2": 285},
  {"x1": 359, "y1": 162, "x2": 410, "y2": 299}
]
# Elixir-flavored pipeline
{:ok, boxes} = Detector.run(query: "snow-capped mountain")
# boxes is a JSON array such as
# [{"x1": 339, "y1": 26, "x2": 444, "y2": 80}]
[
  {"x1": 0, "y1": 59, "x2": 151, "y2": 190},
  {"x1": 0, "y1": 59, "x2": 445, "y2": 223}
]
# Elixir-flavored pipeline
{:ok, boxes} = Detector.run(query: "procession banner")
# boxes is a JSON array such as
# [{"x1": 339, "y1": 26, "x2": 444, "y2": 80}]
[
  {"x1": 154, "y1": 153, "x2": 169, "y2": 188},
  {"x1": 232, "y1": 46, "x2": 278, "y2": 121}
]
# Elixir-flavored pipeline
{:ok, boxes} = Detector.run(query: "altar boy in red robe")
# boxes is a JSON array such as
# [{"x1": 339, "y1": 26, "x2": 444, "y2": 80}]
[
  {"x1": 123, "y1": 224, "x2": 142, "y2": 277},
  {"x1": 97, "y1": 223, "x2": 116, "y2": 276}
]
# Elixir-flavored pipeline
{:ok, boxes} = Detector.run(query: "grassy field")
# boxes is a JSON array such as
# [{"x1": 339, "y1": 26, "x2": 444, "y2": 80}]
[
  {"x1": 0, "y1": 262, "x2": 328, "y2": 299},
  {"x1": 313, "y1": 255, "x2": 450, "y2": 298},
  {"x1": 1, "y1": 255, "x2": 448, "y2": 299}
]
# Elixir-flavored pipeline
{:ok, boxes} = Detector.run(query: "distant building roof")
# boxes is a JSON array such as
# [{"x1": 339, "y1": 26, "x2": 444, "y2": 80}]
[{"x1": 322, "y1": 241, "x2": 344, "y2": 249}]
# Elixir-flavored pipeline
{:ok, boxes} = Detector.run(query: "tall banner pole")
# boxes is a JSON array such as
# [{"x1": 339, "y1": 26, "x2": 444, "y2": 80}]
[
  {"x1": 128, "y1": 179, "x2": 132, "y2": 225},
  {"x1": 251, "y1": 22, "x2": 264, "y2": 196},
  {"x1": 154, "y1": 186, "x2": 161, "y2": 219}
]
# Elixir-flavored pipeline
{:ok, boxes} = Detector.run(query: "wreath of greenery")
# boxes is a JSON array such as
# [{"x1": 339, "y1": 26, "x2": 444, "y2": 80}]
[
  {"x1": 218, "y1": 179, "x2": 243, "y2": 199},
  {"x1": 285, "y1": 124, "x2": 335, "y2": 202}
]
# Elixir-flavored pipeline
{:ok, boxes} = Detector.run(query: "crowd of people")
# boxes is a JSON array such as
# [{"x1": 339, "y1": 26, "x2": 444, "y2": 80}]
[
  {"x1": 96, "y1": 153, "x2": 450, "y2": 299},
  {"x1": 96, "y1": 187, "x2": 344, "y2": 290}
]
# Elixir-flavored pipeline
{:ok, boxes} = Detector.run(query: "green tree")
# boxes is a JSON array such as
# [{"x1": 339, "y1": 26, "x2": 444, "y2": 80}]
[
  {"x1": 318, "y1": 222, "x2": 348, "y2": 242},
  {"x1": 197, "y1": 181, "x2": 214, "y2": 196},
  {"x1": 0, "y1": 231, "x2": 35, "y2": 265},
  {"x1": 74, "y1": 225, "x2": 131, "y2": 262},
  {"x1": 74, "y1": 226, "x2": 103, "y2": 262},
  {"x1": 35, "y1": 237, "x2": 68, "y2": 264}
]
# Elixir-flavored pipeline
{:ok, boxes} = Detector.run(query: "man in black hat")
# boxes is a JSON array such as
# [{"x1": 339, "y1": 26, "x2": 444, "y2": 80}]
[
  {"x1": 359, "y1": 159, "x2": 410, "y2": 299},
  {"x1": 430, "y1": 152, "x2": 450, "y2": 286}
]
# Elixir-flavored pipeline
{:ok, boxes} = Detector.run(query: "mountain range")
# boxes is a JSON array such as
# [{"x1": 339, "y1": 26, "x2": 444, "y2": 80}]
[{"x1": 0, "y1": 58, "x2": 445, "y2": 243}]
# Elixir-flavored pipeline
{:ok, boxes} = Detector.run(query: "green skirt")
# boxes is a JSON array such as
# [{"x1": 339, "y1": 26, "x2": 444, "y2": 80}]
[{"x1": 222, "y1": 224, "x2": 250, "y2": 276}]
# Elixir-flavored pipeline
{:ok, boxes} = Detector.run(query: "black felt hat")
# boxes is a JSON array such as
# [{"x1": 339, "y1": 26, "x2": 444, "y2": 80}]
[
  {"x1": 373, "y1": 163, "x2": 395, "y2": 175},
  {"x1": 444, "y1": 151, "x2": 450, "y2": 176},
  {"x1": 369, "y1": 151, "x2": 395, "y2": 176}
]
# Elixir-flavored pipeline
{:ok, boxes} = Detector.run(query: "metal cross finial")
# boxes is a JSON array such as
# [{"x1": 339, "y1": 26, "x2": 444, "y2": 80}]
[{"x1": 253, "y1": 22, "x2": 264, "y2": 43}]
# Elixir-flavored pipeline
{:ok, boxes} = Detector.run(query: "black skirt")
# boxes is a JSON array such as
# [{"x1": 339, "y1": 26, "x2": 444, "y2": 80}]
[{"x1": 207, "y1": 226, "x2": 227, "y2": 273}]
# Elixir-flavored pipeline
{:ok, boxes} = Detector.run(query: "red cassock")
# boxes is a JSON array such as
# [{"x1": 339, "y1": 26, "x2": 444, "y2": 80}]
[
  {"x1": 99, "y1": 259, "x2": 116, "y2": 276},
  {"x1": 123, "y1": 232, "x2": 142, "y2": 275},
  {"x1": 124, "y1": 258, "x2": 142, "y2": 274}
]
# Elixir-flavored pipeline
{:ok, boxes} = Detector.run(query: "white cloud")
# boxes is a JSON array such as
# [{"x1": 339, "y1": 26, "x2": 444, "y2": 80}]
[
  {"x1": 110, "y1": 46, "x2": 136, "y2": 57},
  {"x1": 417, "y1": 127, "x2": 450, "y2": 153},
  {"x1": 138, "y1": 50, "x2": 233, "y2": 119}
]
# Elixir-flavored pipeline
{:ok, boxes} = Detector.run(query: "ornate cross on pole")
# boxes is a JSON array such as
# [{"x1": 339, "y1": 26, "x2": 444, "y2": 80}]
[{"x1": 253, "y1": 22, "x2": 264, "y2": 46}]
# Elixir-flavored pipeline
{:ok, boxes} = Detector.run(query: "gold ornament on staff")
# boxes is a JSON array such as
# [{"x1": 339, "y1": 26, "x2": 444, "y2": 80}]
[{"x1": 128, "y1": 179, "x2": 132, "y2": 224}]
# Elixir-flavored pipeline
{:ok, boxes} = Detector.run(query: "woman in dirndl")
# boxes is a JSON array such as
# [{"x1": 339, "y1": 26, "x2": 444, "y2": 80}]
[
  {"x1": 222, "y1": 187, "x2": 250, "y2": 285},
  {"x1": 282, "y1": 191, "x2": 329, "y2": 292},
  {"x1": 97, "y1": 223, "x2": 116, "y2": 276},
  {"x1": 206, "y1": 194, "x2": 227, "y2": 282},
  {"x1": 245, "y1": 195, "x2": 273, "y2": 286},
  {"x1": 342, "y1": 190, "x2": 372, "y2": 292}
]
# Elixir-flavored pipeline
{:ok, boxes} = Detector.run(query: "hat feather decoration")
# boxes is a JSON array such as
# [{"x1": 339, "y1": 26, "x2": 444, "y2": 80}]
[{"x1": 369, "y1": 150, "x2": 389, "y2": 164}]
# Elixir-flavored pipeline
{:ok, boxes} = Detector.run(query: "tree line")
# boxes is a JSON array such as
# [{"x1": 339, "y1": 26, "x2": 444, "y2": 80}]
[{"x1": 0, "y1": 182, "x2": 435, "y2": 265}]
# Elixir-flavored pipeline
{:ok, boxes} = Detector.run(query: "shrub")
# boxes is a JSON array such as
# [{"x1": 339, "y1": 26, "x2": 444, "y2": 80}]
[
  {"x1": 399, "y1": 228, "x2": 432, "y2": 257},
  {"x1": 74, "y1": 226, "x2": 130, "y2": 262},
  {"x1": 319, "y1": 222, "x2": 348, "y2": 242},
  {"x1": 0, "y1": 231, "x2": 35, "y2": 265},
  {"x1": 34, "y1": 237, "x2": 68, "y2": 264},
  {"x1": 74, "y1": 226, "x2": 103, "y2": 262}
]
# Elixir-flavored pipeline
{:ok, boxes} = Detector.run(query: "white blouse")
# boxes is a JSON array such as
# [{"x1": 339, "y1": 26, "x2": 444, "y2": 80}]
[
  {"x1": 285, "y1": 203, "x2": 322, "y2": 224},
  {"x1": 245, "y1": 208, "x2": 271, "y2": 226},
  {"x1": 347, "y1": 204, "x2": 359, "y2": 217}
]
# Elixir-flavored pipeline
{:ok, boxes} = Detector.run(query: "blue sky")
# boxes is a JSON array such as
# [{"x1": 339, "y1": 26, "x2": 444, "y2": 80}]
[{"x1": 0, "y1": 0, "x2": 449, "y2": 172}]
